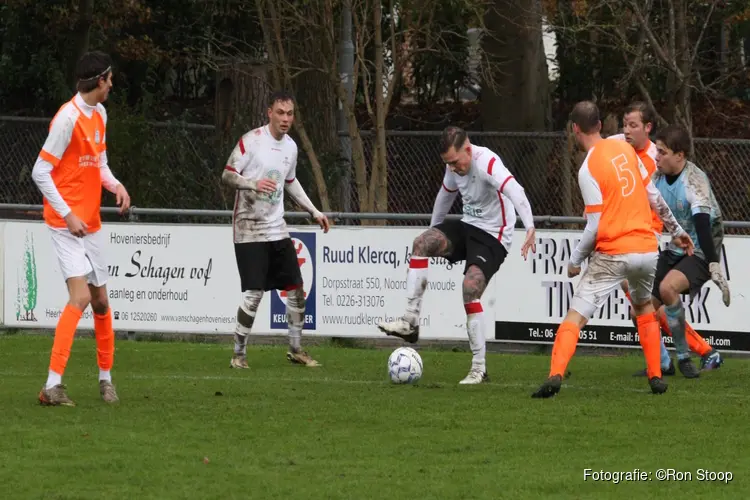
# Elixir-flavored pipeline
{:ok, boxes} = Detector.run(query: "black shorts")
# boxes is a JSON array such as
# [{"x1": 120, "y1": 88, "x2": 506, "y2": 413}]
[
  {"x1": 234, "y1": 238, "x2": 303, "y2": 292},
  {"x1": 432, "y1": 220, "x2": 508, "y2": 280},
  {"x1": 651, "y1": 250, "x2": 710, "y2": 303}
]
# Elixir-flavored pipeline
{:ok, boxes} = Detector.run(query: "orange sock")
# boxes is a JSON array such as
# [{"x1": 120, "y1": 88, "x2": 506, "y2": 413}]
[
  {"x1": 637, "y1": 312, "x2": 662, "y2": 379},
  {"x1": 657, "y1": 310, "x2": 711, "y2": 356},
  {"x1": 49, "y1": 304, "x2": 83, "y2": 375},
  {"x1": 94, "y1": 309, "x2": 115, "y2": 371},
  {"x1": 549, "y1": 321, "x2": 580, "y2": 378}
]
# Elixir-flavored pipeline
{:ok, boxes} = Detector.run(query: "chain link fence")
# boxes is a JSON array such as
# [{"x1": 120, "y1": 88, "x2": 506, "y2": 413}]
[{"x1": 2, "y1": 116, "x2": 749, "y2": 229}]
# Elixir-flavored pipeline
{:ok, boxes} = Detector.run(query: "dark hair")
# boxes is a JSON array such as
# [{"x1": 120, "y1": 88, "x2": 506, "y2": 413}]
[
  {"x1": 569, "y1": 101, "x2": 600, "y2": 134},
  {"x1": 440, "y1": 126, "x2": 467, "y2": 154},
  {"x1": 624, "y1": 101, "x2": 656, "y2": 128},
  {"x1": 655, "y1": 124, "x2": 692, "y2": 157},
  {"x1": 268, "y1": 90, "x2": 295, "y2": 108},
  {"x1": 76, "y1": 51, "x2": 112, "y2": 93}
]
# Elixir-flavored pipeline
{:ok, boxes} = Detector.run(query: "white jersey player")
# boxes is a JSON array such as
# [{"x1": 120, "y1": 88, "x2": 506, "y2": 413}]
[
  {"x1": 221, "y1": 90, "x2": 330, "y2": 369},
  {"x1": 378, "y1": 126, "x2": 537, "y2": 384}
]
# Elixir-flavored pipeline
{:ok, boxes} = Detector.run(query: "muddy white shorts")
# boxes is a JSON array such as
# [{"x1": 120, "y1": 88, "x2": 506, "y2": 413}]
[
  {"x1": 48, "y1": 227, "x2": 109, "y2": 287},
  {"x1": 572, "y1": 251, "x2": 658, "y2": 320}
]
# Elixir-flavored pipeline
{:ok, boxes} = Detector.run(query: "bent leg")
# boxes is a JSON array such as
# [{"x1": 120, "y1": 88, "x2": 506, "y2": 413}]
[
  {"x1": 404, "y1": 227, "x2": 454, "y2": 323},
  {"x1": 379, "y1": 225, "x2": 457, "y2": 343}
]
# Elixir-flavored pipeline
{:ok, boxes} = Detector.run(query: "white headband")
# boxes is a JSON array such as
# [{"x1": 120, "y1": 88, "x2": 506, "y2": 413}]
[{"x1": 79, "y1": 66, "x2": 111, "y2": 82}]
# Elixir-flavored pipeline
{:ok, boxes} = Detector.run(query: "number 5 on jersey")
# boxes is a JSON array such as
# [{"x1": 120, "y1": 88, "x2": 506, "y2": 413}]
[{"x1": 611, "y1": 153, "x2": 636, "y2": 197}]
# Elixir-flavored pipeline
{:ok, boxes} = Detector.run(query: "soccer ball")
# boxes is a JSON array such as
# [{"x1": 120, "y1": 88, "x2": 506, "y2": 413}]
[{"x1": 388, "y1": 347, "x2": 423, "y2": 384}]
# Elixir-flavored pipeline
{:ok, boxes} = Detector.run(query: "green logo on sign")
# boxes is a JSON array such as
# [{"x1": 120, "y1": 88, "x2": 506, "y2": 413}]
[{"x1": 16, "y1": 231, "x2": 38, "y2": 322}]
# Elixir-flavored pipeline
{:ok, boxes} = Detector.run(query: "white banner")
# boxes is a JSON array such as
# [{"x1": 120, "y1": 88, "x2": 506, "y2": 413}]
[
  {"x1": 494, "y1": 230, "x2": 749, "y2": 352},
  {"x1": 251, "y1": 227, "x2": 496, "y2": 339},
  {"x1": 1, "y1": 222, "x2": 494, "y2": 340},
  {"x1": 3, "y1": 221, "x2": 748, "y2": 350},
  {"x1": 4, "y1": 221, "x2": 238, "y2": 332}
]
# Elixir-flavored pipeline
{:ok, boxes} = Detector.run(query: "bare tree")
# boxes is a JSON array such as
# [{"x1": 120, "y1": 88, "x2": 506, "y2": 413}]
[
  {"x1": 550, "y1": 0, "x2": 741, "y2": 145},
  {"x1": 255, "y1": 0, "x2": 494, "y2": 219}
]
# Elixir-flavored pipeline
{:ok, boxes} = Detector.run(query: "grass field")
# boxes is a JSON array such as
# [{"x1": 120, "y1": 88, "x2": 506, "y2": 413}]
[{"x1": 0, "y1": 334, "x2": 746, "y2": 499}]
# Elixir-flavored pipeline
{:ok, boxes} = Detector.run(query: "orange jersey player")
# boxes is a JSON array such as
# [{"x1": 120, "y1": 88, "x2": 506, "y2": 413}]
[
  {"x1": 611, "y1": 102, "x2": 720, "y2": 377},
  {"x1": 532, "y1": 101, "x2": 693, "y2": 399},
  {"x1": 31, "y1": 51, "x2": 131, "y2": 407}
]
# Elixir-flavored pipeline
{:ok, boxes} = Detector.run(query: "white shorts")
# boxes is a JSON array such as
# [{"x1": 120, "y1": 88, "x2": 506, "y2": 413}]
[
  {"x1": 572, "y1": 251, "x2": 658, "y2": 320},
  {"x1": 49, "y1": 227, "x2": 109, "y2": 287}
]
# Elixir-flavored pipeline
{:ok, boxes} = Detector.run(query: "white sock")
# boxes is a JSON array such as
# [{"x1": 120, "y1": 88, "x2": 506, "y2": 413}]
[
  {"x1": 46, "y1": 370, "x2": 62, "y2": 389},
  {"x1": 465, "y1": 301, "x2": 486, "y2": 372},
  {"x1": 404, "y1": 257, "x2": 429, "y2": 324},
  {"x1": 99, "y1": 370, "x2": 112, "y2": 383}
]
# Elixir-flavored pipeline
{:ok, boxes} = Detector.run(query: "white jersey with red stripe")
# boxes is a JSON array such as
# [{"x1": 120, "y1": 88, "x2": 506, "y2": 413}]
[
  {"x1": 225, "y1": 125, "x2": 298, "y2": 243},
  {"x1": 441, "y1": 145, "x2": 517, "y2": 250}
]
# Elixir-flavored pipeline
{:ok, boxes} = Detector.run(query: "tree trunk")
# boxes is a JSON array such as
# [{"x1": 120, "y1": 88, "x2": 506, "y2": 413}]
[
  {"x1": 256, "y1": 0, "x2": 332, "y2": 211},
  {"x1": 69, "y1": 0, "x2": 94, "y2": 89},
  {"x1": 288, "y1": 3, "x2": 338, "y2": 211},
  {"x1": 372, "y1": 0, "x2": 388, "y2": 224},
  {"x1": 482, "y1": 0, "x2": 550, "y2": 132},
  {"x1": 674, "y1": 0, "x2": 693, "y2": 148},
  {"x1": 481, "y1": 0, "x2": 552, "y2": 210},
  {"x1": 292, "y1": 109, "x2": 332, "y2": 211}
]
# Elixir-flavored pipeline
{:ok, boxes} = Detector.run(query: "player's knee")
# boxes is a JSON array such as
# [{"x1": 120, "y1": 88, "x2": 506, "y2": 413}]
[
  {"x1": 659, "y1": 280, "x2": 680, "y2": 304},
  {"x1": 88, "y1": 286, "x2": 109, "y2": 315},
  {"x1": 286, "y1": 285, "x2": 305, "y2": 309},
  {"x1": 620, "y1": 280, "x2": 629, "y2": 292},
  {"x1": 69, "y1": 290, "x2": 91, "y2": 311},
  {"x1": 237, "y1": 290, "x2": 263, "y2": 329},
  {"x1": 563, "y1": 308, "x2": 588, "y2": 329},
  {"x1": 240, "y1": 290, "x2": 263, "y2": 315},
  {"x1": 90, "y1": 296, "x2": 109, "y2": 315},
  {"x1": 67, "y1": 278, "x2": 91, "y2": 311},
  {"x1": 412, "y1": 234, "x2": 428, "y2": 256},
  {"x1": 631, "y1": 301, "x2": 654, "y2": 317}
]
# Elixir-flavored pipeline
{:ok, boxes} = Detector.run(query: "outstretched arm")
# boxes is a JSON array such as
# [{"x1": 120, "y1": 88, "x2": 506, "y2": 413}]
[
  {"x1": 498, "y1": 178, "x2": 534, "y2": 230},
  {"x1": 476, "y1": 162, "x2": 537, "y2": 258},
  {"x1": 645, "y1": 182, "x2": 684, "y2": 237}
]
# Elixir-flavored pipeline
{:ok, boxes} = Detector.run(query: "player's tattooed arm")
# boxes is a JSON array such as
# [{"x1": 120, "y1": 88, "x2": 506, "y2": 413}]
[
  {"x1": 412, "y1": 228, "x2": 453, "y2": 258},
  {"x1": 462, "y1": 265, "x2": 487, "y2": 302}
]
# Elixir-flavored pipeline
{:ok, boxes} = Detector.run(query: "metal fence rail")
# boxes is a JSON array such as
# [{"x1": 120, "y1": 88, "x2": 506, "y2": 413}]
[
  {"x1": 2, "y1": 116, "x2": 749, "y2": 228},
  {"x1": 2, "y1": 203, "x2": 750, "y2": 229}
]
